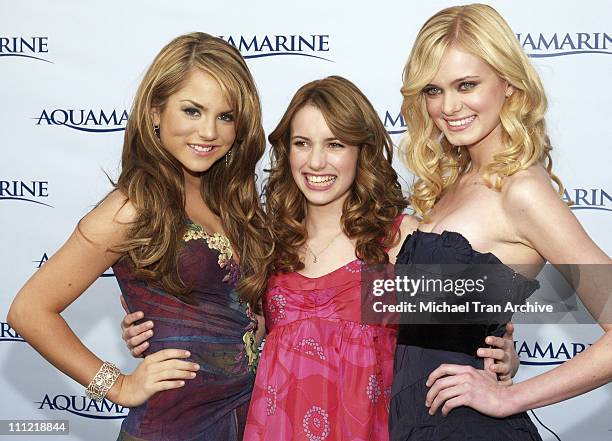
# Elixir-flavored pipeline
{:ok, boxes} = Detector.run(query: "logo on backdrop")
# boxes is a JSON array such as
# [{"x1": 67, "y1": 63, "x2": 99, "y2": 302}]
[
  {"x1": 0, "y1": 36, "x2": 51, "y2": 63},
  {"x1": 219, "y1": 34, "x2": 332, "y2": 61},
  {"x1": 34, "y1": 109, "x2": 128, "y2": 133},
  {"x1": 383, "y1": 110, "x2": 406, "y2": 135},
  {"x1": 515, "y1": 339, "x2": 592, "y2": 366},
  {"x1": 0, "y1": 180, "x2": 52, "y2": 207},
  {"x1": 35, "y1": 253, "x2": 115, "y2": 277},
  {"x1": 563, "y1": 188, "x2": 612, "y2": 213},
  {"x1": 36, "y1": 394, "x2": 127, "y2": 419},
  {"x1": 517, "y1": 32, "x2": 612, "y2": 57},
  {"x1": 0, "y1": 322, "x2": 25, "y2": 342}
]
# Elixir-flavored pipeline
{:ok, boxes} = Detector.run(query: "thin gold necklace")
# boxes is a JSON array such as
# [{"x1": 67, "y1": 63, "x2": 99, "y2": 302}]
[{"x1": 304, "y1": 231, "x2": 343, "y2": 263}]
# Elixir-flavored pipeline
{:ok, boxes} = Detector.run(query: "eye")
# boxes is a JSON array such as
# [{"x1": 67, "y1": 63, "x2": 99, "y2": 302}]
[
  {"x1": 219, "y1": 112, "x2": 234, "y2": 122},
  {"x1": 292, "y1": 140, "x2": 308, "y2": 149},
  {"x1": 183, "y1": 107, "x2": 201, "y2": 117},
  {"x1": 328, "y1": 142, "x2": 345, "y2": 149},
  {"x1": 459, "y1": 81, "x2": 477, "y2": 91},
  {"x1": 422, "y1": 86, "x2": 442, "y2": 96}
]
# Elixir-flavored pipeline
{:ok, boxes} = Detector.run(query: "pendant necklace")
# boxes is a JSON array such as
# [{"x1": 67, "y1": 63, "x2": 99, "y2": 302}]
[{"x1": 304, "y1": 231, "x2": 343, "y2": 263}]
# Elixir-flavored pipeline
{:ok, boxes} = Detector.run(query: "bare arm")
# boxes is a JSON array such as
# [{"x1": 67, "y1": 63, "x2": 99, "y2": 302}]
[
  {"x1": 7, "y1": 191, "x2": 198, "y2": 406},
  {"x1": 500, "y1": 172, "x2": 612, "y2": 413}
]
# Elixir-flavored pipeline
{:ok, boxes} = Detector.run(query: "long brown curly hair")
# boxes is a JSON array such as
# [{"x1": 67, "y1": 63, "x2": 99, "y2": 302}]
[
  {"x1": 253, "y1": 76, "x2": 407, "y2": 299},
  {"x1": 111, "y1": 32, "x2": 269, "y2": 304},
  {"x1": 400, "y1": 4, "x2": 564, "y2": 217}
]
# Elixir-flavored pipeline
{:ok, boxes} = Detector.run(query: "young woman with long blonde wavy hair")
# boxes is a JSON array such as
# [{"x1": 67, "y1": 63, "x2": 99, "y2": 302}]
[
  {"x1": 8, "y1": 32, "x2": 269, "y2": 441},
  {"x1": 390, "y1": 4, "x2": 611, "y2": 440}
]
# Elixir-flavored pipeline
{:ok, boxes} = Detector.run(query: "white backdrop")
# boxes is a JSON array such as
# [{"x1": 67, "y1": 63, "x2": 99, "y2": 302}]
[{"x1": 1, "y1": 0, "x2": 610, "y2": 440}]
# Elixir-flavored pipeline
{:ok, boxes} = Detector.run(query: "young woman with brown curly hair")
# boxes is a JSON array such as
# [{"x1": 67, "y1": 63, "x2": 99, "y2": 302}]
[
  {"x1": 8, "y1": 32, "x2": 269, "y2": 441},
  {"x1": 242, "y1": 75, "x2": 412, "y2": 440}
]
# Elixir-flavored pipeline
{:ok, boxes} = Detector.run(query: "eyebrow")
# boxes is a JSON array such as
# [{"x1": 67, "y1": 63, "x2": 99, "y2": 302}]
[
  {"x1": 291, "y1": 135, "x2": 340, "y2": 142},
  {"x1": 180, "y1": 99, "x2": 204, "y2": 109},
  {"x1": 179, "y1": 99, "x2": 233, "y2": 114},
  {"x1": 425, "y1": 75, "x2": 481, "y2": 87}
]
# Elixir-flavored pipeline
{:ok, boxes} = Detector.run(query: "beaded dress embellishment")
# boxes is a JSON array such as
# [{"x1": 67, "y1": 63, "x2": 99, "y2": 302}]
[{"x1": 183, "y1": 220, "x2": 259, "y2": 371}]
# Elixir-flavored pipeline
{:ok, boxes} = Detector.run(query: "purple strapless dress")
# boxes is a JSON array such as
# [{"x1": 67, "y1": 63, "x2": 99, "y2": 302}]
[{"x1": 114, "y1": 220, "x2": 257, "y2": 441}]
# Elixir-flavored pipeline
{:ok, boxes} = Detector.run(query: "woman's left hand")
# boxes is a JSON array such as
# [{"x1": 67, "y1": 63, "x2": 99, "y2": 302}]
[
  {"x1": 425, "y1": 358, "x2": 513, "y2": 418},
  {"x1": 477, "y1": 321, "x2": 519, "y2": 385}
]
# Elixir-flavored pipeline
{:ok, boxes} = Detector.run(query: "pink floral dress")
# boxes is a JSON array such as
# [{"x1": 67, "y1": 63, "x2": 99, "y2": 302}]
[{"x1": 244, "y1": 220, "x2": 402, "y2": 441}]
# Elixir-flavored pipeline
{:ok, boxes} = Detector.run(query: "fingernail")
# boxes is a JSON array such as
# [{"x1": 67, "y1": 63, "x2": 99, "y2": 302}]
[
  {"x1": 425, "y1": 401, "x2": 429, "y2": 407},
  {"x1": 147, "y1": 321, "x2": 153, "y2": 327},
  {"x1": 193, "y1": 364, "x2": 200, "y2": 370},
  {"x1": 185, "y1": 351, "x2": 191, "y2": 357},
  {"x1": 147, "y1": 330, "x2": 153, "y2": 337},
  {"x1": 425, "y1": 381, "x2": 430, "y2": 387},
  {"x1": 190, "y1": 372, "x2": 196, "y2": 378},
  {"x1": 486, "y1": 337, "x2": 492, "y2": 344},
  {"x1": 179, "y1": 381, "x2": 185, "y2": 386}
]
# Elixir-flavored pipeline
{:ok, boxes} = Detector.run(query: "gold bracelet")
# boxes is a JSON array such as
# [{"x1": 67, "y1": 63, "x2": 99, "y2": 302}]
[{"x1": 85, "y1": 361, "x2": 121, "y2": 402}]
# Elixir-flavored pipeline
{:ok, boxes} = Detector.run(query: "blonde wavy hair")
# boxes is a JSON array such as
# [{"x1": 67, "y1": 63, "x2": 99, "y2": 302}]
[
  {"x1": 110, "y1": 32, "x2": 269, "y2": 304},
  {"x1": 400, "y1": 3, "x2": 564, "y2": 216},
  {"x1": 260, "y1": 76, "x2": 407, "y2": 289}
]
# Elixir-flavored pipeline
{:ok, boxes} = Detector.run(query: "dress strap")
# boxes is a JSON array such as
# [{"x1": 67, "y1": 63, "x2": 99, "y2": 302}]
[{"x1": 384, "y1": 213, "x2": 406, "y2": 252}]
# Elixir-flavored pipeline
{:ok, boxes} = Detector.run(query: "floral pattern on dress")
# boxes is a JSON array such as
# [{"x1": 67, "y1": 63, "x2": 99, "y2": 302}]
[
  {"x1": 183, "y1": 221, "x2": 240, "y2": 284},
  {"x1": 183, "y1": 220, "x2": 258, "y2": 372},
  {"x1": 265, "y1": 385, "x2": 277, "y2": 416},
  {"x1": 303, "y1": 406, "x2": 331, "y2": 441},
  {"x1": 293, "y1": 338, "x2": 326, "y2": 360},
  {"x1": 367, "y1": 374, "x2": 382, "y2": 403},
  {"x1": 265, "y1": 293, "x2": 287, "y2": 324}
]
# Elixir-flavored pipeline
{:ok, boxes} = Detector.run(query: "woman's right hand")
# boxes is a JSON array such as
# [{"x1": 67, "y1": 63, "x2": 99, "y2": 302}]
[
  {"x1": 108, "y1": 349, "x2": 199, "y2": 408},
  {"x1": 120, "y1": 296, "x2": 154, "y2": 357}
]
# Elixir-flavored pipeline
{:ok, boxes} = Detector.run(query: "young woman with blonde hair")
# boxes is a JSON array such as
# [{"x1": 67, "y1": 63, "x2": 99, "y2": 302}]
[
  {"x1": 391, "y1": 4, "x2": 611, "y2": 440},
  {"x1": 8, "y1": 32, "x2": 269, "y2": 441}
]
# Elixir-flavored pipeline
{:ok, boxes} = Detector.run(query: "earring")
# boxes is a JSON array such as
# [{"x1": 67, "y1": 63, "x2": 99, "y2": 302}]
[
  {"x1": 153, "y1": 124, "x2": 160, "y2": 138},
  {"x1": 225, "y1": 149, "x2": 232, "y2": 167}
]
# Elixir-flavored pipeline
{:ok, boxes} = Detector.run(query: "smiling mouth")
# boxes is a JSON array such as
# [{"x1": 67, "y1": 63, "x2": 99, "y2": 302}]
[
  {"x1": 188, "y1": 143, "x2": 215, "y2": 153},
  {"x1": 445, "y1": 115, "x2": 476, "y2": 129},
  {"x1": 304, "y1": 174, "x2": 337, "y2": 188}
]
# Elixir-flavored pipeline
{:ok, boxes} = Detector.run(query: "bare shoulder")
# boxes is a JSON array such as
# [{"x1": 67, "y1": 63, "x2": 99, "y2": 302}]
[
  {"x1": 501, "y1": 165, "x2": 564, "y2": 216},
  {"x1": 398, "y1": 213, "x2": 419, "y2": 239},
  {"x1": 388, "y1": 213, "x2": 420, "y2": 262},
  {"x1": 77, "y1": 189, "x2": 138, "y2": 247},
  {"x1": 497, "y1": 166, "x2": 609, "y2": 263}
]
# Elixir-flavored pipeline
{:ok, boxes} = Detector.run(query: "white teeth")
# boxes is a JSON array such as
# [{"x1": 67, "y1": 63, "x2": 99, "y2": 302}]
[
  {"x1": 447, "y1": 115, "x2": 476, "y2": 127},
  {"x1": 306, "y1": 175, "x2": 336, "y2": 186},
  {"x1": 189, "y1": 144, "x2": 213, "y2": 152}
]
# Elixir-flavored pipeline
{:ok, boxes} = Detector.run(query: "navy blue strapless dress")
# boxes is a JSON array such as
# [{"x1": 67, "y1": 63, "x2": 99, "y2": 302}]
[{"x1": 390, "y1": 230, "x2": 543, "y2": 441}]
